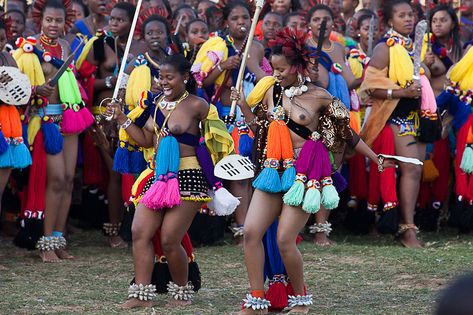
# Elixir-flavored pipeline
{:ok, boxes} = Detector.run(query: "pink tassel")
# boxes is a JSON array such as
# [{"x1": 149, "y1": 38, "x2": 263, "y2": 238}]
[
  {"x1": 61, "y1": 108, "x2": 86, "y2": 134},
  {"x1": 420, "y1": 74, "x2": 437, "y2": 112},
  {"x1": 78, "y1": 107, "x2": 94, "y2": 128},
  {"x1": 140, "y1": 178, "x2": 168, "y2": 211},
  {"x1": 162, "y1": 174, "x2": 181, "y2": 208},
  {"x1": 77, "y1": 81, "x2": 89, "y2": 103}
]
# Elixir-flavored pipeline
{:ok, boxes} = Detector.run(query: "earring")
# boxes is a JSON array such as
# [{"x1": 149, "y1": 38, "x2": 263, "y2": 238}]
[
  {"x1": 184, "y1": 80, "x2": 188, "y2": 84},
  {"x1": 357, "y1": 33, "x2": 361, "y2": 38}
]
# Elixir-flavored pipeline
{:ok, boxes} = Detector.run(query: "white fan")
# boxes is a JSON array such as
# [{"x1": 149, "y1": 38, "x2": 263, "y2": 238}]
[
  {"x1": 214, "y1": 154, "x2": 255, "y2": 180},
  {"x1": 0, "y1": 66, "x2": 31, "y2": 105}
]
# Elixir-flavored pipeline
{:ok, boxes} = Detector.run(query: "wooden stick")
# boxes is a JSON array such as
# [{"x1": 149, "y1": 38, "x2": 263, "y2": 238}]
[
  {"x1": 229, "y1": 0, "x2": 265, "y2": 117},
  {"x1": 112, "y1": 0, "x2": 143, "y2": 101}
]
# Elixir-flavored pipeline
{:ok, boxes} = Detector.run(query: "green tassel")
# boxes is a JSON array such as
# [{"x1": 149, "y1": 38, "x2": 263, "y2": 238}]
[
  {"x1": 460, "y1": 145, "x2": 473, "y2": 174},
  {"x1": 302, "y1": 180, "x2": 321, "y2": 213},
  {"x1": 321, "y1": 177, "x2": 340, "y2": 210},
  {"x1": 283, "y1": 173, "x2": 307, "y2": 206}
]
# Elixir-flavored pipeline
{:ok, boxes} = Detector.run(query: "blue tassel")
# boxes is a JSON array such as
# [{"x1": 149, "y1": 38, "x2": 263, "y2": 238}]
[
  {"x1": 130, "y1": 149, "x2": 146, "y2": 174},
  {"x1": 11, "y1": 142, "x2": 32, "y2": 169},
  {"x1": 253, "y1": 167, "x2": 282, "y2": 193},
  {"x1": 21, "y1": 120, "x2": 29, "y2": 148},
  {"x1": 167, "y1": 136, "x2": 180, "y2": 174},
  {"x1": 281, "y1": 166, "x2": 296, "y2": 192},
  {"x1": 113, "y1": 145, "x2": 131, "y2": 173},
  {"x1": 238, "y1": 133, "x2": 253, "y2": 157},
  {"x1": 328, "y1": 72, "x2": 351, "y2": 109},
  {"x1": 0, "y1": 130, "x2": 8, "y2": 154},
  {"x1": 156, "y1": 137, "x2": 172, "y2": 176},
  {"x1": 41, "y1": 119, "x2": 63, "y2": 155},
  {"x1": 0, "y1": 145, "x2": 12, "y2": 168}
]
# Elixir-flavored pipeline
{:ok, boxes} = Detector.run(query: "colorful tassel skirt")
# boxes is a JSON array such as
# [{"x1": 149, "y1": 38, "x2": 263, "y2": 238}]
[
  {"x1": 0, "y1": 105, "x2": 31, "y2": 169},
  {"x1": 133, "y1": 156, "x2": 211, "y2": 207}
]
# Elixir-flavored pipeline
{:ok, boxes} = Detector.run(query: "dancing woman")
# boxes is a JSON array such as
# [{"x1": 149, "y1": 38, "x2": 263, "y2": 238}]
[
  {"x1": 233, "y1": 28, "x2": 388, "y2": 314},
  {"x1": 107, "y1": 54, "x2": 234, "y2": 308}
]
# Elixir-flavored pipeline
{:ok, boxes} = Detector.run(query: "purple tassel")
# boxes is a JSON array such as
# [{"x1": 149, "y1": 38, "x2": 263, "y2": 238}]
[
  {"x1": 196, "y1": 139, "x2": 220, "y2": 186},
  {"x1": 332, "y1": 171, "x2": 347, "y2": 193}
]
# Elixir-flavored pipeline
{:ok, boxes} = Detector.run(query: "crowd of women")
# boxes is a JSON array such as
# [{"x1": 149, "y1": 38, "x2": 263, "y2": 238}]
[{"x1": 1, "y1": 0, "x2": 473, "y2": 313}]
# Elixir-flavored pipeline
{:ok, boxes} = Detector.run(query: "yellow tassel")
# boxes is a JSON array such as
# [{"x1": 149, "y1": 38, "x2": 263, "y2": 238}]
[
  {"x1": 246, "y1": 76, "x2": 276, "y2": 107},
  {"x1": 422, "y1": 158, "x2": 439, "y2": 182},
  {"x1": 389, "y1": 43, "x2": 414, "y2": 87},
  {"x1": 125, "y1": 65, "x2": 151, "y2": 109},
  {"x1": 203, "y1": 104, "x2": 234, "y2": 163},
  {"x1": 420, "y1": 33, "x2": 429, "y2": 61},
  {"x1": 348, "y1": 57, "x2": 363, "y2": 79},
  {"x1": 192, "y1": 36, "x2": 228, "y2": 86},
  {"x1": 27, "y1": 116, "x2": 41, "y2": 147},
  {"x1": 12, "y1": 49, "x2": 45, "y2": 86},
  {"x1": 76, "y1": 36, "x2": 98, "y2": 70},
  {"x1": 450, "y1": 47, "x2": 473, "y2": 90}
]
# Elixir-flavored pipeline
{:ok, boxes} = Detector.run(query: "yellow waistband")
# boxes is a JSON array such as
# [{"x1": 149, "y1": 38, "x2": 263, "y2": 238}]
[
  {"x1": 92, "y1": 106, "x2": 106, "y2": 115},
  {"x1": 179, "y1": 156, "x2": 200, "y2": 170}
]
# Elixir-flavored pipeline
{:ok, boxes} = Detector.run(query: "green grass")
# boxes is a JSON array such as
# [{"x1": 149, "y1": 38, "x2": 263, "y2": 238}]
[{"x1": 1, "y1": 230, "x2": 473, "y2": 315}]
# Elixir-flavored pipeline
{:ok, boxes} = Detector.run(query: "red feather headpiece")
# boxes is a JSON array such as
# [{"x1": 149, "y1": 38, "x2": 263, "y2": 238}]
[
  {"x1": 134, "y1": 7, "x2": 168, "y2": 39},
  {"x1": 268, "y1": 27, "x2": 314, "y2": 73},
  {"x1": 32, "y1": 0, "x2": 75, "y2": 32}
]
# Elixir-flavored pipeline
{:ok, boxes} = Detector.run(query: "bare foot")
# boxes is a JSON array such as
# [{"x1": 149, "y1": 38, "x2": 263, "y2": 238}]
[
  {"x1": 399, "y1": 229, "x2": 423, "y2": 248},
  {"x1": 165, "y1": 299, "x2": 192, "y2": 308},
  {"x1": 287, "y1": 306, "x2": 310, "y2": 314},
  {"x1": 233, "y1": 308, "x2": 268, "y2": 315},
  {"x1": 120, "y1": 298, "x2": 154, "y2": 309},
  {"x1": 109, "y1": 236, "x2": 128, "y2": 249},
  {"x1": 39, "y1": 250, "x2": 61, "y2": 263},
  {"x1": 234, "y1": 236, "x2": 244, "y2": 248},
  {"x1": 312, "y1": 233, "x2": 336, "y2": 247},
  {"x1": 55, "y1": 249, "x2": 75, "y2": 260}
]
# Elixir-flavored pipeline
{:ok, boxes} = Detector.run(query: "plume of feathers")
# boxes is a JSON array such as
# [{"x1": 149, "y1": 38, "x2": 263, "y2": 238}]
[
  {"x1": 268, "y1": 27, "x2": 315, "y2": 74},
  {"x1": 32, "y1": 0, "x2": 75, "y2": 32}
]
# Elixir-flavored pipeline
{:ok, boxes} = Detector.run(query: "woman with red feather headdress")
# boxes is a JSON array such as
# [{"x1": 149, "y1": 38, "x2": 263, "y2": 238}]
[
  {"x1": 231, "y1": 27, "x2": 388, "y2": 314},
  {"x1": 13, "y1": 0, "x2": 94, "y2": 262}
]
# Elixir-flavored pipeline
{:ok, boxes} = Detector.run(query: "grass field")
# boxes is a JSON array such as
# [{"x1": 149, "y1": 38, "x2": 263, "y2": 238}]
[{"x1": 1, "y1": 229, "x2": 473, "y2": 315}]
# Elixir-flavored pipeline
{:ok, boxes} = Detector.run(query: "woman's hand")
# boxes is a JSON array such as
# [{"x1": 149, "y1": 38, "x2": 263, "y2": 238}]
[
  {"x1": 105, "y1": 100, "x2": 127, "y2": 123},
  {"x1": 378, "y1": 155, "x2": 396, "y2": 172},
  {"x1": 424, "y1": 51, "x2": 435, "y2": 67},
  {"x1": 221, "y1": 55, "x2": 242, "y2": 71},
  {"x1": 230, "y1": 86, "x2": 242, "y2": 103},
  {"x1": 401, "y1": 83, "x2": 422, "y2": 99},
  {"x1": 36, "y1": 81, "x2": 55, "y2": 98}
]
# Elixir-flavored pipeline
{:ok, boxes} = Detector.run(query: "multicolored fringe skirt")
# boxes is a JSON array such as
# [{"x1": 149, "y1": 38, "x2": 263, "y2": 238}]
[
  {"x1": 132, "y1": 156, "x2": 211, "y2": 207},
  {"x1": 0, "y1": 105, "x2": 31, "y2": 169}
]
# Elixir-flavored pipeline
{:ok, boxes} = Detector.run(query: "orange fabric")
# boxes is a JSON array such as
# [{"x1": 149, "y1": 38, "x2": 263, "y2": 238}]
[
  {"x1": 467, "y1": 126, "x2": 473, "y2": 144},
  {"x1": 250, "y1": 290, "x2": 265, "y2": 299},
  {"x1": 266, "y1": 120, "x2": 293, "y2": 160},
  {"x1": 0, "y1": 105, "x2": 22, "y2": 138},
  {"x1": 359, "y1": 66, "x2": 401, "y2": 147}
]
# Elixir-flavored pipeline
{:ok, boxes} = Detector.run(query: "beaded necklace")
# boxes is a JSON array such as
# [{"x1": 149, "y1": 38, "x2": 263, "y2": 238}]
[
  {"x1": 385, "y1": 28, "x2": 414, "y2": 57},
  {"x1": 39, "y1": 33, "x2": 65, "y2": 60}
]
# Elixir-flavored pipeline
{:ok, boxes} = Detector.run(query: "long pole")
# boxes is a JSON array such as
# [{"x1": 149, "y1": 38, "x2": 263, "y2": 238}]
[
  {"x1": 229, "y1": 0, "x2": 265, "y2": 117},
  {"x1": 112, "y1": 0, "x2": 143, "y2": 100}
]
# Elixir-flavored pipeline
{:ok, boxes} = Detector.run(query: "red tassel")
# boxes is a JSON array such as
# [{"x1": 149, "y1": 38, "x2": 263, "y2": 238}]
[
  {"x1": 431, "y1": 138, "x2": 450, "y2": 202},
  {"x1": 348, "y1": 153, "x2": 368, "y2": 200},
  {"x1": 121, "y1": 174, "x2": 135, "y2": 206},
  {"x1": 76, "y1": 60, "x2": 96, "y2": 109},
  {"x1": 267, "y1": 280, "x2": 288, "y2": 311},
  {"x1": 417, "y1": 182, "x2": 430, "y2": 209},
  {"x1": 82, "y1": 132, "x2": 108, "y2": 189},
  {"x1": 455, "y1": 116, "x2": 473, "y2": 199},
  {"x1": 286, "y1": 282, "x2": 307, "y2": 296},
  {"x1": 21, "y1": 130, "x2": 46, "y2": 219}
]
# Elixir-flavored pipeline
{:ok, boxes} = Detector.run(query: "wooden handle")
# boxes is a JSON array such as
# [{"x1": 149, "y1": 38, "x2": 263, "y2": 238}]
[
  {"x1": 112, "y1": 0, "x2": 143, "y2": 101},
  {"x1": 229, "y1": 3, "x2": 264, "y2": 117}
]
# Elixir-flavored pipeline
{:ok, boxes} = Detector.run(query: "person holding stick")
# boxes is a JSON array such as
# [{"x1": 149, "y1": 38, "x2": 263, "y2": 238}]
[
  {"x1": 232, "y1": 27, "x2": 389, "y2": 314},
  {"x1": 192, "y1": 0, "x2": 268, "y2": 245},
  {"x1": 106, "y1": 54, "x2": 234, "y2": 309},
  {"x1": 75, "y1": 1, "x2": 136, "y2": 249}
]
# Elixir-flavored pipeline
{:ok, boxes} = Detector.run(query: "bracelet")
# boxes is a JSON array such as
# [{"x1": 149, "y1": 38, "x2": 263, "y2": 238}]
[
  {"x1": 105, "y1": 76, "x2": 113, "y2": 89},
  {"x1": 378, "y1": 155, "x2": 385, "y2": 172},
  {"x1": 120, "y1": 118, "x2": 132, "y2": 129},
  {"x1": 387, "y1": 89, "x2": 393, "y2": 100},
  {"x1": 217, "y1": 63, "x2": 224, "y2": 72}
]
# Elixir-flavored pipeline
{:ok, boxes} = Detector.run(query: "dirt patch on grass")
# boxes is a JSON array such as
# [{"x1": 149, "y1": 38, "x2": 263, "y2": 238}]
[{"x1": 393, "y1": 274, "x2": 446, "y2": 290}]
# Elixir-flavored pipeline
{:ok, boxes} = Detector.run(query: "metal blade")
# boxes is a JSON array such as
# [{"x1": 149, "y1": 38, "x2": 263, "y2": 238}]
[
  {"x1": 413, "y1": 20, "x2": 428, "y2": 83},
  {"x1": 49, "y1": 38, "x2": 84, "y2": 86}
]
